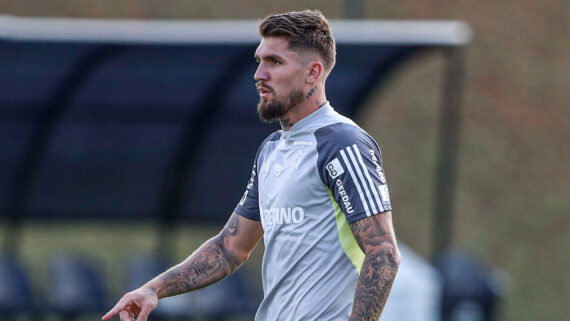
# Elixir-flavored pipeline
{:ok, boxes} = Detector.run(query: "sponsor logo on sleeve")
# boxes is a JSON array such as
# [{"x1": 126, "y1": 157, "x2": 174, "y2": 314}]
[
  {"x1": 378, "y1": 172, "x2": 387, "y2": 184},
  {"x1": 239, "y1": 164, "x2": 256, "y2": 206},
  {"x1": 239, "y1": 190, "x2": 248, "y2": 206},
  {"x1": 326, "y1": 158, "x2": 344, "y2": 178},
  {"x1": 336, "y1": 179, "x2": 354, "y2": 213},
  {"x1": 369, "y1": 149, "x2": 387, "y2": 183},
  {"x1": 378, "y1": 185, "x2": 390, "y2": 203}
]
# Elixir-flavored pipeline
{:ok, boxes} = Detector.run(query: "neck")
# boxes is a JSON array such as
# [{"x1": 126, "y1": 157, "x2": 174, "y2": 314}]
[{"x1": 280, "y1": 85, "x2": 327, "y2": 131}]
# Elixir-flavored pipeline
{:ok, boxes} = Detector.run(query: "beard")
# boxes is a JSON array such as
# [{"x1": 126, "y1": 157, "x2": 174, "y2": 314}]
[{"x1": 257, "y1": 88, "x2": 305, "y2": 123}]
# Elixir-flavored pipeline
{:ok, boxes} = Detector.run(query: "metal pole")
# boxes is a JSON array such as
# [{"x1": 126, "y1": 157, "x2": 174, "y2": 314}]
[{"x1": 431, "y1": 47, "x2": 466, "y2": 260}]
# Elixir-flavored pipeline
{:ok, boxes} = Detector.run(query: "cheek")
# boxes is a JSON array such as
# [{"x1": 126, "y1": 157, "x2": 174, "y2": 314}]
[{"x1": 274, "y1": 69, "x2": 305, "y2": 92}]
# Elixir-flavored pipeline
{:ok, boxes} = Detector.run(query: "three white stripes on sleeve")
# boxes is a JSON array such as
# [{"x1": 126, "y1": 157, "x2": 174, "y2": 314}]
[{"x1": 339, "y1": 144, "x2": 386, "y2": 217}]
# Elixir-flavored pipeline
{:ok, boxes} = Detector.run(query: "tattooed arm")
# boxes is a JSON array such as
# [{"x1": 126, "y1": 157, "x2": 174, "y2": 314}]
[
  {"x1": 153, "y1": 212, "x2": 262, "y2": 297},
  {"x1": 102, "y1": 212, "x2": 263, "y2": 321},
  {"x1": 348, "y1": 211, "x2": 401, "y2": 321}
]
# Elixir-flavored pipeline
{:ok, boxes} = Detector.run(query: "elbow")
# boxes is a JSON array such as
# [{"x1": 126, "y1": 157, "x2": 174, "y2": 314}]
[
  {"x1": 369, "y1": 241, "x2": 401, "y2": 268},
  {"x1": 392, "y1": 245, "x2": 402, "y2": 267},
  {"x1": 233, "y1": 248, "x2": 251, "y2": 264},
  {"x1": 384, "y1": 243, "x2": 402, "y2": 268},
  {"x1": 216, "y1": 234, "x2": 250, "y2": 266}
]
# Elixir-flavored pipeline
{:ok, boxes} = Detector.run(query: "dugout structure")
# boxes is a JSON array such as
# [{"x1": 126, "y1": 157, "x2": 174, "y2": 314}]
[{"x1": 0, "y1": 16, "x2": 471, "y2": 259}]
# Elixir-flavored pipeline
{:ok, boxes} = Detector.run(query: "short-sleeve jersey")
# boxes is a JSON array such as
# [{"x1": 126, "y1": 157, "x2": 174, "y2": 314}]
[{"x1": 235, "y1": 103, "x2": 392, "y2": 321}]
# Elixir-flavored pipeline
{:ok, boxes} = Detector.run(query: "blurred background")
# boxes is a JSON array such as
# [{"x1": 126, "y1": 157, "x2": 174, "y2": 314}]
[{"x1": 0, "y1": 1, "x2": 568, "y2": 321}]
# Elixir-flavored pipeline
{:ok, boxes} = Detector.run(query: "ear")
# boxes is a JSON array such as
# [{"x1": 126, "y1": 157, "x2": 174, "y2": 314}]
[{"x1": 306, "y1": 61, "x2": 324, "y2": 84}]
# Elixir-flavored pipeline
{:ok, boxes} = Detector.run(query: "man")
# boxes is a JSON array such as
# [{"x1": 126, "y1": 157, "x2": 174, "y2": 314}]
[{"x1": 102, "y1": 10, "x2": 400, "y2": 321}]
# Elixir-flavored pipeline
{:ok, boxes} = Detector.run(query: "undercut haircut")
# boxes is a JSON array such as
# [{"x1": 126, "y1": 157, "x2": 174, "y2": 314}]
[{"x1": 259, "y1": 10, "x2": 336, "y2": 74}]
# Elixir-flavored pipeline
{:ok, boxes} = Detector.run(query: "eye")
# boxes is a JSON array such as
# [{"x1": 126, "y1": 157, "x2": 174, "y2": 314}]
[{"x1": 271, "y1": 59, "x2": 281, "y2": 66}]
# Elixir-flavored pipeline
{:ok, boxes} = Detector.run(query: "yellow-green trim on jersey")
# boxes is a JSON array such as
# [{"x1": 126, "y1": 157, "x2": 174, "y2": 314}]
[{"x1": 327, "y1": 187, "x2": 365, "y2": 273}]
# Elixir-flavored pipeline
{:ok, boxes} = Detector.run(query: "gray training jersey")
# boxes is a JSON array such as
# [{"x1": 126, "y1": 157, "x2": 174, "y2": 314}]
[{"x1": 235, "y1": 103, "x2": 392, "y2": 321}]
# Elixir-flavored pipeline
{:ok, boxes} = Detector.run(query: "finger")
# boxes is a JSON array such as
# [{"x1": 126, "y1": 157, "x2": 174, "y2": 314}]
[
  {"x1": 136, "y1": 303, "x2": 155, "y2": 321},
  {"x1": 102, "y1": 300, "x2": 128, "y2": 320},
  {"x1": 119, "y1": 310, "x2": 134, "y2": 321}
]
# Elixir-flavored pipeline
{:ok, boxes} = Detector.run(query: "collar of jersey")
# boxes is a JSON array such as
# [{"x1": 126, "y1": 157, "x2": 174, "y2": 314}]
[{"x1": 283, "y1": 101, "x2": 332, "y2": 136}]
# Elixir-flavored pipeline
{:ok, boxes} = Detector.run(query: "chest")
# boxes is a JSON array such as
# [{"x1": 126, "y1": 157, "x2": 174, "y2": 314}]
[{"x1": 258, "y1": 141, "x2": 319, "y2": 198}]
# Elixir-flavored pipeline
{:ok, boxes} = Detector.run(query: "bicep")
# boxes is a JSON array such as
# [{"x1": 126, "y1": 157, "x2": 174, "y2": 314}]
[
  {"x1": 220, "y1": 212, "x2": 263, "y2": 258},
  {"x1": 350, "y1": 211, "x2": 399, "y2": 257}
]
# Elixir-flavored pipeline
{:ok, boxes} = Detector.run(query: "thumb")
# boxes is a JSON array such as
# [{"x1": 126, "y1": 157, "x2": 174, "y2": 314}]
[{"x1": 136, "y1": 303, "x2": 155, "y2": 321}]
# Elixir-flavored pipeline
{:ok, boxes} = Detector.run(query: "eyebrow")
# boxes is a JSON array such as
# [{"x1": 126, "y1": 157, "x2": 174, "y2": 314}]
[{"x1": 254, "y1": 54, "x2": 284, "y2": 61}]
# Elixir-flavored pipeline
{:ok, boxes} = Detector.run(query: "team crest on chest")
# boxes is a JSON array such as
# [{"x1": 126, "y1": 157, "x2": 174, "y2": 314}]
[
  {"x1": 260, "y1": 162, "x2": 270, "y2": 175},
  {"x1": 272, "y1": 149, "x2": 304, "y2": 176}
]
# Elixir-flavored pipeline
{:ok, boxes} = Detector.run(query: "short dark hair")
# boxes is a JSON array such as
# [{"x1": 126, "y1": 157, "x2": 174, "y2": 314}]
[{"x1": 259, "y1": 10, "x2": 336, "y2": 73}]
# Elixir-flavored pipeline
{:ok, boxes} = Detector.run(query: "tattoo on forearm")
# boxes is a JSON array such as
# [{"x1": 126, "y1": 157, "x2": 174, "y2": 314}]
[
  {"x1": 226, "y1": 214, "x2": 239, "y2": 235},
  {"x1": 280, "y1": 118, "x2": 294, "y2": 130},
  {"x1": 305, "y1": 85, "x2": 318, "y2": 99},
  {"x1": 159, "y1": 217, "x2": 242, "y2": 297},
  {"x1": 349, "y1": 218, "x2": 400, "y2": 321}
]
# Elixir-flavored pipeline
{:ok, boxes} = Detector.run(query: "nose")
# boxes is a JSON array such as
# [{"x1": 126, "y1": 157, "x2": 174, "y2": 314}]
[{"x1": 254, "y1": 62, "x2": 268, "y2": 81}]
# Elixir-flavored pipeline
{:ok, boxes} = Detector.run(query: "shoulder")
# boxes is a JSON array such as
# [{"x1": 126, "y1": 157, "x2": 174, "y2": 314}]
[
  {"x1": 315, "y1": 122, "x2": 377, "y2": 151},
  {"x1": 251, "y1": 130, "x2": 282, "y2": 163},
  {"x1": 262, "y1": 130, "x2": 282, "y2": 144},
  {"x1": 257, "y1": 130, "x2": 282, "y2": 151}
]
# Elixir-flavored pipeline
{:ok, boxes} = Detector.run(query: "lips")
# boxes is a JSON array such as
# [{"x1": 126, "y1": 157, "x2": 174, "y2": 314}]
[
  {"x1": 256, "y1": 83, "x2": 273, "y2": 98},
  {"x1": 259, "y1": 88, "x2": 271, "y2": 98}
]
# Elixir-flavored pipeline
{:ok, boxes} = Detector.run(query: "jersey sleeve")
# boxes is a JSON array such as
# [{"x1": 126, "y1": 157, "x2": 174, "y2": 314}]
[
  {"x1": 234, "y1": 160, "x2": 260, "y2": 221},
  {"x1": 315, "y1": 123, "x2": 392, "y2": 224},
  {"x1": 234, "y1": 133, "x2": 278, "y2": 221}
]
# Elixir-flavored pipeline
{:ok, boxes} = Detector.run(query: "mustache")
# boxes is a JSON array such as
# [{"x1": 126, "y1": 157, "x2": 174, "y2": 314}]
[{"x1": 256, "y1": 81, "x2": 274, "y2": 92}]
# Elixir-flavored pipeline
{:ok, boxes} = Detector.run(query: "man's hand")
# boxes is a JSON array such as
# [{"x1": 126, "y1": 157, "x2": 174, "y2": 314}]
[
  {"x1": 102, "y1": 286, "x2": 158, "y2": 321},
  {"x1": 101, "y1": 212, "x2": 262, "y2": 321}
]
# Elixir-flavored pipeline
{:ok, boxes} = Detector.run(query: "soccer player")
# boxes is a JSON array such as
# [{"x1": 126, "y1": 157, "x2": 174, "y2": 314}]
[{"x1": 102, "y1": 10, "x2": 400, "y2": 321}]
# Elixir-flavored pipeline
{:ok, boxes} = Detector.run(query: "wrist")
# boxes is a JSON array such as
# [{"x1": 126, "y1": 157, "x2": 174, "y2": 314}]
[{"x1": 142, "y1": 281, "x2": 161, "y2": 298}]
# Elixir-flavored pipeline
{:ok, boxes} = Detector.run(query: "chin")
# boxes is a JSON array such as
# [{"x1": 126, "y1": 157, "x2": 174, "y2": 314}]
[{"x1": 257, "y1": 104, "x2": 280, "y2": 123}]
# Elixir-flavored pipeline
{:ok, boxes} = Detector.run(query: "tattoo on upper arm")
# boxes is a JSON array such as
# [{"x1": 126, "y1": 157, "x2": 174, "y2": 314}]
[
  {"x1": 350, "y1": 218, "x2": 393, "y2": 251},
  {"x1": 349, "y1": 216, "x2": 400, "y2": 321},
  {"x1": 159, "y1": 215, "x2": 243, "y2": 297},
  {"x1": 224, "y1": 214, "x2": 239, "y2": 236},
  {"x1": 351, "y1": 220, "x2": 366, "y2": 250}
]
